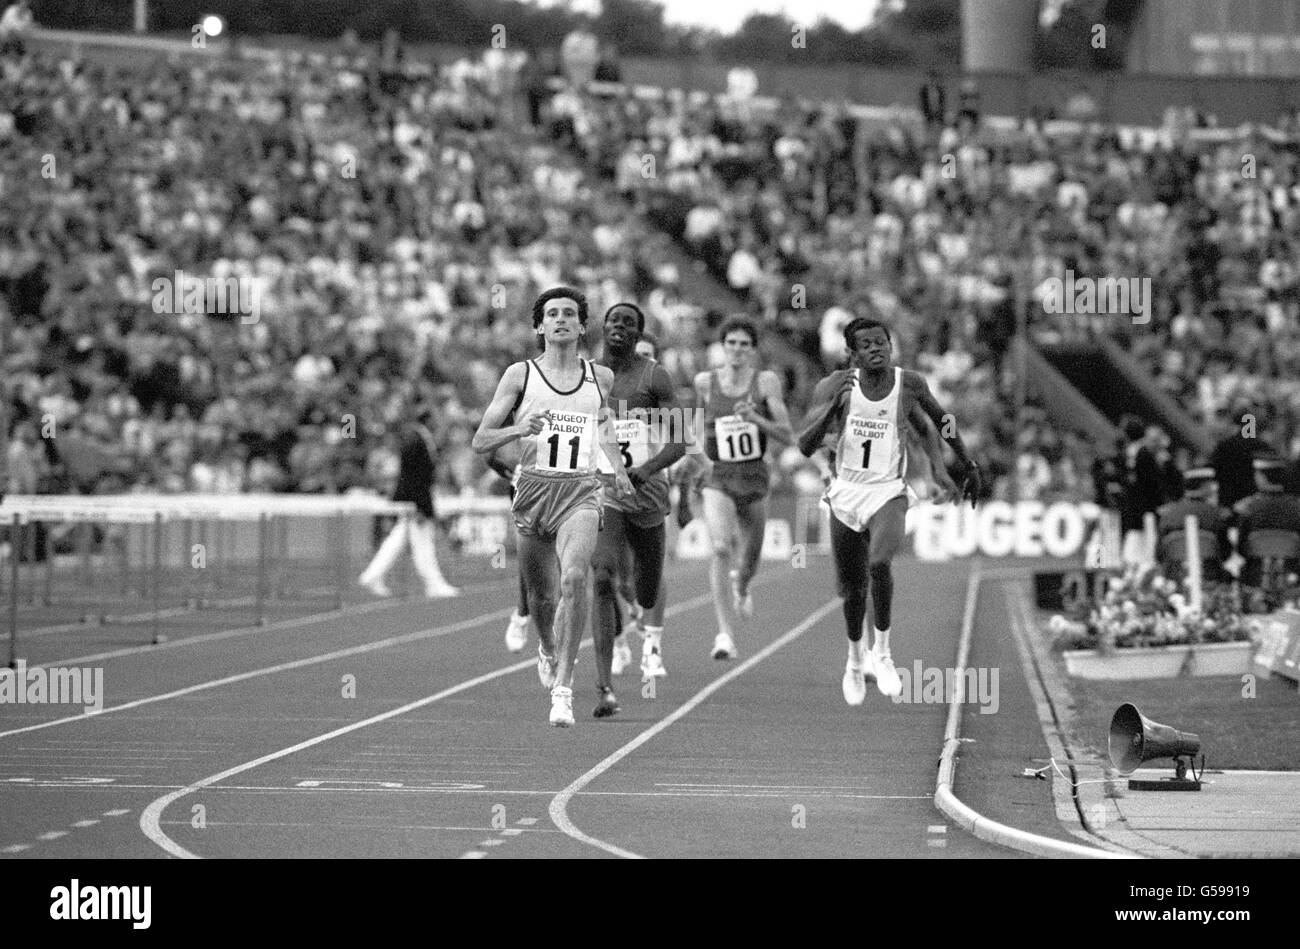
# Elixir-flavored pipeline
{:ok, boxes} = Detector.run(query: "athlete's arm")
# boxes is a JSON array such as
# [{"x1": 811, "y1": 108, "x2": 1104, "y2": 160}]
[
  {"x1": 596, "y1": 365, "x2": 635, "y2": 498},
  {"x1": 471, "y1": 363, "x2": 545, "y2": 455},
  {"x1": 903, "y1": 370, "x2": 981, "y2": 505},
  {"x1": 907, "y1": 402, "x2": 957, "y2": 501},
  {"x1": 631, "y1": 364, "x2": 689, "y2": 484},
  {"x1": 737, "y1": 370, "x2": 794, "y2": 446},
  {"x1": 797, "y1": 370, "x2": 852, "y2": 457},
  {"x1": 684, "y1": 370, "x2": 713, "y2": 486}
]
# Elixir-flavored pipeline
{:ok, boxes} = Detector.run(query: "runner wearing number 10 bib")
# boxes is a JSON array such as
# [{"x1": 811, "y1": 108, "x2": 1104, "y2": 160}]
[
  {"x1": 689, "y1": 317, "x2": 795, "y2": 662},
  {"x1": 473, "y1": 287, "x2": 633, "y2": 728}
]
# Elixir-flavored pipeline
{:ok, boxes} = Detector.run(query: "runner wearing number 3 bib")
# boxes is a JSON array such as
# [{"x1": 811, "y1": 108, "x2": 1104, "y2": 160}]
[
  {"x1": 473, "y1": 288, "x2": 634, "y2": 728},
  {"x1": 798, "y1": 317, "x2": 980, "y2": 707},
  {"x1": 589, "y1": 304, "x2": 689, "y2": 717},
  {"x1": 690, "y1": 318, "x2": 795, "y2": 661}
]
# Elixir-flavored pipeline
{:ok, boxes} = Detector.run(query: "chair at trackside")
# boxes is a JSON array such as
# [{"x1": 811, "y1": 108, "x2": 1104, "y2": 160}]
[
  {"x1": 1241, "y1": 528, "x2": 1300, "y2": 594},
  {"x1": 1158, "y1": 528, "x2": 1220, "y2": 582}
]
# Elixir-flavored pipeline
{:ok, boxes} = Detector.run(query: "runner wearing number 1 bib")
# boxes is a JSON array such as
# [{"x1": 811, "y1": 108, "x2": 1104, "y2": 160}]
[
  {"x1": 473, "y1": 288, "x2": 633, "y2": 728},
  {"x1": 690, "y1": 318, "x2": 795, "y2": 661},
  {"x1": 798, "y1": 317, "x2": 980, "y2": 708}
]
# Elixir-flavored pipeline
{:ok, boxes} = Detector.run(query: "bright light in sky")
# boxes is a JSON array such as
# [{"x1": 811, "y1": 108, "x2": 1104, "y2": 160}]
[
  {"x1": 660, "y1": 0, "x2": 882, "y2": 33},
  {"x1": 522, "y1": 0, "x2": 883, "y2": 34}
]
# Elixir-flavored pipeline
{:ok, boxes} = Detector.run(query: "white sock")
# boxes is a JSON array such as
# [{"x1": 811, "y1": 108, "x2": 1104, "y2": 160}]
[
  {"x1": 874, "y1": 627, "x2": 891, "y2": 659},
  {"x1": 848, "y1": 638, "x2": 864, "y2": 666}
]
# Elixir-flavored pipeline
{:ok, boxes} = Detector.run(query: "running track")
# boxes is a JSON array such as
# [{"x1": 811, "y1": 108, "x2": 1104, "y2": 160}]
[{"x1": 0, "y1": 555, "x2": 1060, "y2": 858}]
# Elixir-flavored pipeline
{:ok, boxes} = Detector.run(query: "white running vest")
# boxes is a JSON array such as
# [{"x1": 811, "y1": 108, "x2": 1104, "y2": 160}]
[
  {"x1": 516, "y1": 358, "x2": 605, "y2": 476},
  {"x1": 834, "y1": 367, "x2": 905, "y2": 485}
]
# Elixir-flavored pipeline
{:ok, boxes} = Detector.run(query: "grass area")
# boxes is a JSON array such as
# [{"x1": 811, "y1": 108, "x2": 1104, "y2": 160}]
[{"x1": 1060, "y1": 669, "x2": 1300, "y2": 772}]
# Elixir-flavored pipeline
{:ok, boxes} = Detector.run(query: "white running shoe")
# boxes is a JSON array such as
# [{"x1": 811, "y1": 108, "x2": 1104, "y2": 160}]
[
  {"x1": 873, "y1": 652, "x2": 902, "y2": 697},
  {"x1": 640, "y1": 637, "x2": 666, "y2": 678},
  {"x1": 425, "y1": 582, "x2": 461, "y2": 598},
  {"x1": 842, "y1": 661, "x2": 867, "y2": 706},
  {"x1": 611, "y1": 634, "x2": 633, "y2": 675},
  {"x1": 862, "y1": 647, "x2": 878, "y2": 684},
  {"x1": 359, "y1": 576, "x2": 392, "y2": 598},
  {"x1": 537, "y1": 643, "x2": 558, "y2": 689},
  {"x1": 505, "y1": 612, "x2": 529, "y2": 653},
  {"x1": 549, "y1": 686, "x2": 574, "y2": 727},
  {"x1": 711, "y1": 631, "x2": 737, "y2": 660}
]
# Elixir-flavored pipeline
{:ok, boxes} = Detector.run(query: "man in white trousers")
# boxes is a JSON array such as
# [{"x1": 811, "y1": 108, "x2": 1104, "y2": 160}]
[{"x1": 359, "y1": 405, "x2": 460, "y2": 598}]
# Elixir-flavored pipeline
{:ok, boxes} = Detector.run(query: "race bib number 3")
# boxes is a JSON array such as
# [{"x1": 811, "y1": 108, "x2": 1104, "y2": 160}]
[
  {"x1": 843, "y1": 414, "x2": 895, "y2": 476},
  {"x1": 714, "y1": 415, "x2": 761, "y2": 462},
  {"x1": 535, "y1": 412, "x2": 595, "y2": 472},
  {"x1": 595, "y1": 418, "x2": 651, "y2": 473}
]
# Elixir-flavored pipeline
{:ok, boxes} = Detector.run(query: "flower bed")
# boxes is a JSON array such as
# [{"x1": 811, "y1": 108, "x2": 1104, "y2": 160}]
[{"x1": 1048, "y1": 564, "x2": 1255, "y2": 654}]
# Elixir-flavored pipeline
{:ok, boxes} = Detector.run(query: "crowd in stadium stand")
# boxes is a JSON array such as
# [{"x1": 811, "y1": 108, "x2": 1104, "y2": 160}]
[
  {"x1": 0, "y1": 44, "x2": 731, "y2": 501},
  {"x1": 4, "y1": 39, "x2": 1300, "y2": 513}
]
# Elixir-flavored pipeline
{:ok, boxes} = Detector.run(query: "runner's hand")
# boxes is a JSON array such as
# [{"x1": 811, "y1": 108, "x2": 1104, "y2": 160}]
[
  {"x1": 614, "y1": 470, "x2": 635, "y2": 499},
  {"x1": 959, "y1": 460, "x2": 982, "y2": 508},
  {"x1": 519, "y1": 411, "x2": 549, "y2": 436},
  {"x1": 627, "y1": 466, "x2": 649, "y2": 489},
  {"x1": 933, "y1": 468, "x2": 958, "y2": 504},
  {"x1": 833, "y1": 369, "x2": 855, "y2": 410}
]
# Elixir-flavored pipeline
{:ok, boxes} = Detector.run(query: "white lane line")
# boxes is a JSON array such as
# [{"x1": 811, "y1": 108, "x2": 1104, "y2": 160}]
[
  {"x1": 37, "y1": 831, "x2": 67, "y2": 841},
  {"x1": 516, "y1": 817, "x2": 538, "y2": 825},
  {"x1": 71, "y1": 819, "x2": 100, "y2": 828},
  {"x1": 136, "y1": 588, "x2": 723, "y2": 859},
  {"x1": 0, "y1": 608, "x2": 512, "y2": 739},
  {"x1": 1, "y1": 844, "x2": 32, "y2": 853},
  {"x1": 500, "y1": 828, "x2": 523, "y2": 836},
  {"x1": 927, "y1": 825, "x2": 947, "y2": 834},
  {"x1": 548, "y1": 597, "x2": 841, "y2": 859},
  {"x1": 460, "y1": 851, "x2": 487, "y2": 859},
  {"x1": 480, "y1": 839, "x2": 505, "y2": 847},
  {"x1": 25, "y1": 594, "x2": 418, "y2": 669},
  {"x1": 103, "y1": 809, "x2": 130, "y2": 817}
]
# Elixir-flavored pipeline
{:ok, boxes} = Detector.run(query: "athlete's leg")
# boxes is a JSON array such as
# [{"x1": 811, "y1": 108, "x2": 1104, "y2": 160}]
[
  {"x1": 626, "y1": 518, "x2": 667, "y2": 674},
  {"x1": 644, "y1": 576, "x2": 667, "y2": 627},
  {"x1": 552, "y1": 508, "x2": 602, "y2": 689},
  {"x1": 518, "y1": 532, "x2": 559, "y2": 656},
  {"x1": 732, "y1": 495, "x2": 768, "y2": 596},
  {"x1": 590, "y1": 509, "x2": 627, "y2": 693},
  {"x1": 700, "y1": 487, "x2": 740, "y2": 639},
  {"x1": 516, "y1": 567, "x2": 530, "y2": 616},
  {"x1": 865, "y1": 497, "x2": 908, "y2": 652},
  {"x1": 829, "y1": 513, "x2": 871, "y2": 642}
]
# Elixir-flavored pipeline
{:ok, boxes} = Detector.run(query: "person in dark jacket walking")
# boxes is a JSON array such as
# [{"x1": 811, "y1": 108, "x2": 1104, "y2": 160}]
[{"x1": 358, "y1": 405, "x2": 460, "y2": 598}]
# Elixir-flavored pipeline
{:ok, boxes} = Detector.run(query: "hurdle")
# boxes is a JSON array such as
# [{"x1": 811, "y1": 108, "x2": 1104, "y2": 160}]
[{"x1": 0, "y1": 494, "x2": 416, "y2": 668}]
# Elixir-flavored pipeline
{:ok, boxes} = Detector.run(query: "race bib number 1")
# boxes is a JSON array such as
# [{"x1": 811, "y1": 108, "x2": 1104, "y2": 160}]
[
  {"x1": 842, "y1": 414, "x2": 894, "y2": 476},
  {"x1": 714, "y1": 415, "x2": 761, "y2": 462},
  {"x1": 535, "y1": 412, "x2": 595, "y2": 472}
]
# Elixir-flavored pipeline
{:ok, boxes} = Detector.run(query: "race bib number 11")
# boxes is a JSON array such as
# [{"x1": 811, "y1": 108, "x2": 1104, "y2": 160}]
[{"x1": 535, "y1": 412, "x2": 595, "y2": 472}]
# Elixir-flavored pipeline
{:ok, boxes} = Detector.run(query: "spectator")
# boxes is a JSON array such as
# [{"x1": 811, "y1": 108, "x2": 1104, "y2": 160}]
[
  {"x1": 919, "y1": 69, "x2": 946, "y2": 130},
  {"x1": 1209, "y1": 411, "x2": 1271, "y2": 510},
  {"x1": 0, "y1": 0, "x2": 33, "y2": 57},
  {"x1": 1234, "y1": 457, "x2": 1300, "y2": 590},
  {"x1": 1155, "y1": 467, "x2": 1232, "y2": 581}
]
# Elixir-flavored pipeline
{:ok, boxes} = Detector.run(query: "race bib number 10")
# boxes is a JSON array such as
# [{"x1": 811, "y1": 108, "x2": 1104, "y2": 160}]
[
  {"x1": 535, "y1": 412, "x2": 595, "y2": 472},
  {"x1": 714, "y1": 415, "x2": 762, "y2": 462}
]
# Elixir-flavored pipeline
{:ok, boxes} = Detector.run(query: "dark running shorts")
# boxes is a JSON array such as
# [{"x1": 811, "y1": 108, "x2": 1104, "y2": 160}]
[
  {"x1": 511, "y1": 469, "x2": 604, "y2": 541},
  {"x1": 600, "y1": 472, "x2": 670, "y2": 529},
  {"x1": 704, "y1": 459, "x2": 771, "y2": 506}
]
